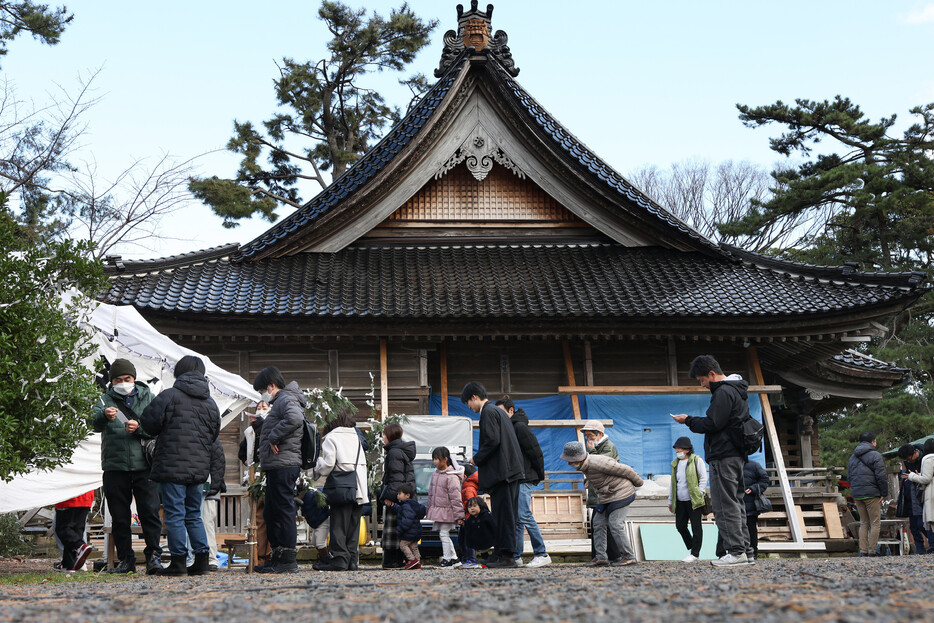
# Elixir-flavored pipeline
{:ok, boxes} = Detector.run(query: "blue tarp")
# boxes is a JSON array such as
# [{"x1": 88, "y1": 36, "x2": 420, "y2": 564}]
[{"x1": 428, "y1": 392, "x2": 765, "y2": 483}]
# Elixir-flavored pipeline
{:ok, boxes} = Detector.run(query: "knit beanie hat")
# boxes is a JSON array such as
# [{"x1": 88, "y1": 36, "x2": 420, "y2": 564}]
[
  {"x1": 174, "y1": 355, "x2": 206, "y2": 377},
  {"x1": 109, "y1": 358, "x2": 137, "y2": 381},
  {"x1": 560, "y1": 441, "x2": 587, "y2": 463}
]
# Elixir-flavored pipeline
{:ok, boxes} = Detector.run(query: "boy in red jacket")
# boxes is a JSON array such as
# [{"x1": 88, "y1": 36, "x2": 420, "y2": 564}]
[{"x1": 54, "y1": 490, "x2": 95, "y2": 571}]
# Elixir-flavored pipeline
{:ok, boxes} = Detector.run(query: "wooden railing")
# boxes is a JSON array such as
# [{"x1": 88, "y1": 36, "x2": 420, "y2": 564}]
[
  {"x1": 765, "y1": 467, "x2": 843, "y2": 495},
  {"x1": 541, "y1": 470, "x2": 586, "y2": 491}
]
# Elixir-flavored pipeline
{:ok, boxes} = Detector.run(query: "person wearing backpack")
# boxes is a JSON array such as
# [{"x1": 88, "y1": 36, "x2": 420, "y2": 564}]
[
  {"x1": 672, "y1": 355, "x2": 753, "y2": 568},
  {"x1": 253, "y1": 366, "x2": 307, "y2": 574}
]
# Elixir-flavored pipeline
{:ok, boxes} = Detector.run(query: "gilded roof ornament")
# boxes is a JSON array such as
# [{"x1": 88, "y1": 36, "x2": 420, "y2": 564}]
[{"x1": 435, "y1": 1, "x2": 519, "y2": 77}]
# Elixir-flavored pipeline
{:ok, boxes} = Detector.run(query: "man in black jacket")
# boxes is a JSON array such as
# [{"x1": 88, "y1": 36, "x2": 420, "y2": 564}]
[
  {"x1": 672, "y1": 355, "x2": 752, "y2": 568},
  {"x1": 848, "y1": 432, "x2": 889, "y2": 556},
  {"x1": 464, "y1": 382, "x2": 524, "y2": 568},
  {"x1": 496, "y1": 398, "x2": 550, "y2": 567}
]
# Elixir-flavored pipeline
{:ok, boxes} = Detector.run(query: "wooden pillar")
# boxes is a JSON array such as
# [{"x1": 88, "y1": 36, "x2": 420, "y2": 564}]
[
  {"x1": 584, "y1": 340, "x2": 594, "y2": 386},
  {"x1": 563, "y1": 339, "x2": 583, "y2": 443},
  {"x1": 440, "y1": 340, "x2": 449, "y2": 416},
  {"x1": 379, "y1": 338, "x2": 389, "y2": 420},
  {"x1": 328, "y1": 349, "x2": 340, "y2": 387},
  {"x1": 749, "y1": 346, "x2": 804, "y2": 543},
  {"x1": 500, "y1": 353, "x2": 511, "y2": 395},
  {"x1": 667, "y1": 337, "x2": 679, "y2": 386}
]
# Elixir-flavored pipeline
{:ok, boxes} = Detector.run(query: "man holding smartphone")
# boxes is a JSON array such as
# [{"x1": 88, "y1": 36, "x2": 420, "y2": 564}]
[{"x1": 90, "y1": 358, "x2": 164, "y2": 574}]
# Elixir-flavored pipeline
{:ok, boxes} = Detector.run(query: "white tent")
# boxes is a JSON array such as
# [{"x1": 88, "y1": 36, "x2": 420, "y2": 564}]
[{"x1": 0, "y1": 300, "x2": 260, "y2": 513}]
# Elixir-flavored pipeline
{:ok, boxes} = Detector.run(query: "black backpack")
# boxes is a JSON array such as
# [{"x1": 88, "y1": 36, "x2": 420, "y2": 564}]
[
  {"x1": 300, "y1": 416, "x2": 321, "y2": 470},
  {"x1": 737, "y1": 414, "x2": 765, "y2": 456}
]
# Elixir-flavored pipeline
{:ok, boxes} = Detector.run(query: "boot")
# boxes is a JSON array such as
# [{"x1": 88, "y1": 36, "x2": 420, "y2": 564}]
[
  {"x1": 270, "y1": 547, "x2": 299, "y2": 573},
  {"x1": 159, "y1": 555, "x2": 188, "y2": 577},
  {"x1": 145, "y1": 552, "x2": 164, "y2": 576},
  {"x1": 317, "y1": 547, "x2": 333, "y2": 565},
  {"x1": 105, "y1": 558, "x2": 136, "y2": 574},
  {"x1": 187, "y1": 551, "x2": 211, "y2": 576},
  {"x1": 257, "y1": 547, "x2": 283, "y2": 574}
]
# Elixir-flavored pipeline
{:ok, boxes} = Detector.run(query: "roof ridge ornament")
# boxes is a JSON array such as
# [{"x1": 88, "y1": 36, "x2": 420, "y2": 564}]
[
  {"x1": 435, "y1": 2, "x2": 519, "y2": 78},
  {"x1": 435, "y1": 122, "x2": 526, "y2": 181}
]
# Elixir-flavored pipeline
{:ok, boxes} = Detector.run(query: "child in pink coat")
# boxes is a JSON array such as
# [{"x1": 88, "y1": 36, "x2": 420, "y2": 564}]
[{"x1": 426, "y1": 446, "x2": 465, "y2": 567}]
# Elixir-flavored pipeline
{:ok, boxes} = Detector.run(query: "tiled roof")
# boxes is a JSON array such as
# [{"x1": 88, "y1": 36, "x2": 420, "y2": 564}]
[
  {"x1": 103, "y1": 244, "x2": 921, "y2": 319},
  {"x1": 234, "y1": 52, "x2": 468, "y2": 260},
  {"x1": 831, "y1": 350, "x2": 908, "y2": 374}
]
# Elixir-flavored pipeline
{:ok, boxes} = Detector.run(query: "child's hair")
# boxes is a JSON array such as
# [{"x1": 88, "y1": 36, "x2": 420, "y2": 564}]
[
  {"x1": 465, "y1": 496, "x2": 489, "y2": 512},
  {"x1": 398, "y1": 483, "x2": 416, "y2": 497},
  {"x1": 432, "y1": 446, "x2": 452, "y2": 467},
  {"x1": 383, "y1": 423, "x2": 403, "y2": 442}
]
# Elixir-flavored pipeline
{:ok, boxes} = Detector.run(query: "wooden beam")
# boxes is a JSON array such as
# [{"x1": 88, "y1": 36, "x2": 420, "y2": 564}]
[
  {"x1": 417, "y1": 348, "x2": 429, "y2": 415},
  {"x1": 557, "y1": 385, "x2": 783, "y2": 395},
  {"x1": 379, "y1": 338, "x2": 389, "y2": 421},
  {"x1": 471, "y1": 419, "x2": 614, "y2": 429},
  {"x1": 667, "y1": 337, "x2": 679, "y2": 386},
  {"x1": 440, "y1": 340, "x2": 449, "y2": 416},
  {"x1": 563, "y1": 339, "x2": 583, "y2": 444},
  {"x1": 584, "y1": 340, "x2": 594, "y2": 386},
  {"x1": 749, "y1": 346, "x2": 804, "y2": 543},
  {"x1": 328, "y1": 349, "x2": 340, "y2": 387},
  {"x1": 500, "y1": 353, "x2": 511, "y2": 394}
]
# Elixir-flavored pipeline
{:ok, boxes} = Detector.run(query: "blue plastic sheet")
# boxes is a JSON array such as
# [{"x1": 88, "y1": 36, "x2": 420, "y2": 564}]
[{"x1": 427, "y1": 392, "x2": 764, "y2": 485}]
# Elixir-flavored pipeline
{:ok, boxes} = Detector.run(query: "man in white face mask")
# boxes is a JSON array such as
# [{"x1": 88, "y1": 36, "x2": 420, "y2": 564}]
[{"x1": 90, "y1": 358, "x2": 164, "y2": 575}]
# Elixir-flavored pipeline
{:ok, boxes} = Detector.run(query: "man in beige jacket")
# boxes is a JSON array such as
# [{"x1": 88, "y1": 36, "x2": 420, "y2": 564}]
[{"x1": 562, "y1": 441, "x2": 643, "y2": 566}]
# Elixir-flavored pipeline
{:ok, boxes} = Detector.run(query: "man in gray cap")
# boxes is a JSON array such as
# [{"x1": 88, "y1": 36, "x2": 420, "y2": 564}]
[
  {"x1": 562, "y1": 441, "x2": 642, "y2": 566},
  {"x1": 89, "y1": 358, "x2": 164, "y2": 574}
]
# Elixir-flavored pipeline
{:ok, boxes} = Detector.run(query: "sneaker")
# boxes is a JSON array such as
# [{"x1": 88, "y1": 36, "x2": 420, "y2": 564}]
[
  {"x1": 439, "y1": 558, "x2": 461, "y2": 568},
  {"x1": 681, "y1": 554, "x2": 699, "y2": 563},
  {"x1": 485, "y1": 556, "x2": 518, "y2": 568},
  {"x1": 459, "y1": 561, "x2": 482, "y2": 569},
  {"x1": 710, "y1": 552, "x2": 752, "y2": 568},
  {"x1": 526, "y1": 554, "x2": 552, "y2": 568},
  {"x1": 611, "y1": 558, "x2": 637, "y2": 567},
  {"x1": 53, "y1": 562, "x2": 74, "y2": 573},
  {"x1": 514, "y1": 557, "x2": 525, "y2": 567},
  {"x1": 403, "y1": 559, "x2": 421, "y2": 570},
  {"x1": 72, "y1": 543, "x2": 93, "y2": 571},
  {"x1": 586, "y1": 557, "x2": 609, "y2": 567}
]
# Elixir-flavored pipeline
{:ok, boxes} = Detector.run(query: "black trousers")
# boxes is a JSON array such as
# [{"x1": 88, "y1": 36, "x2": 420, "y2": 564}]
[
  {"x1": 328, "y1": 503, "x2": 363, "y2": 569},
  {"x1": 263, "y1": 466, "x2": 300, "y2": 549},
  {"x1": 675, "y1": 501, "x2": 704, "y2": 557},
  {"x1": 590, "y1": 507, "x2": 621, "y2": 561},
  {"x1": 102, "y1": 469, "x2": 163, "y2": 562},
  {"x1": 55, "y1": 507, "x2": 90, "y2": 569},
  {"x1": 488, "y1": 481, "x2": 519, "y2": 558},
  {"x1": 716, "y1": 513, "x2": 760, "y2": 558}
]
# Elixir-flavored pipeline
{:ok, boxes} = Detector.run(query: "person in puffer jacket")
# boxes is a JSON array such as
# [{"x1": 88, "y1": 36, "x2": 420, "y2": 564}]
[
  {"x1": 394, "y1": 483, "x2": 426, "y2": 569},
  {"x1": 379, "y1": 423, "x2": 416, "y2": 569},
  {"x1": 847, "y1": 431, "x2": 889, "y2": 556},
  {"x1": 426, "y1": 446, "x2": 465, "y2": 567},
  {"x1": 253, "y1": 366, "x2": 307, "y2": 573},
  {"x1": 141, "y1": 355, "x2": 220, "y2": 577}
]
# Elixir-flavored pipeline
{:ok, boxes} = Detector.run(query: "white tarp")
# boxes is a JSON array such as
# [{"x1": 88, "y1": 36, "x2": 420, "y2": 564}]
[
  {"x1": 402, "y1": 416, "x2": 474, "y2": 460},
  {"x1": 0, "y1": 299, "x2": 260, "y2": 513}
]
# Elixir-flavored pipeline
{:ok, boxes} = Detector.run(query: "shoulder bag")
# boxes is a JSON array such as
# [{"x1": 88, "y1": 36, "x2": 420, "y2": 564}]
[{"x1": 322, "y1": 438, "x2": 362, "y2": 506}]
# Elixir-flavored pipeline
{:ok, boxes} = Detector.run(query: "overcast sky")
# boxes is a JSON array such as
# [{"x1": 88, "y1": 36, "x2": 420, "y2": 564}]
[{"x1": 6, "y1": 1, "x2": 934, "y2": 258}]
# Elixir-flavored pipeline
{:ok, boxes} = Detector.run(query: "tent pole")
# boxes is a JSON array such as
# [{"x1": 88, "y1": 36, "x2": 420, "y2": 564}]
[{"x1": 748, "y1": 346, "x2": 804, "y2": 543}]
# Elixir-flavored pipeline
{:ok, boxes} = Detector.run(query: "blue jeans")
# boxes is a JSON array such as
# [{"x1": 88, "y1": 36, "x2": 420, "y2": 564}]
[
  {"x1": 162, "y1": 482, "x2": 209, "y2": 557},
  {"x1": 515, "y1": 482, "x2": 546, "y2": 559},
  {"x1": 909, "y1": 515, "x2": 934, "y2": 553}
]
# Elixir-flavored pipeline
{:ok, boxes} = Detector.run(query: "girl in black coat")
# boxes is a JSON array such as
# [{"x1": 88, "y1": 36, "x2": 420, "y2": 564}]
[
  {"x1": 379, "y1": 424, "x2": 416, "y2": 568},
  {"x1": 460, "y1": 497, "x2": 496, "y2": 567}
]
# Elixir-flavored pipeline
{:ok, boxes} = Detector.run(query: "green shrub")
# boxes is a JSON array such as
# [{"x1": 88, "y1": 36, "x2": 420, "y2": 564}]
[{"x1": 0, "y1": 513, "x2": 34, "y2": 557}]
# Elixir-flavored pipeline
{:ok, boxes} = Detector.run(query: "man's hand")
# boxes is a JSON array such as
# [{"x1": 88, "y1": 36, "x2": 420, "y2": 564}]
[
  {"x1": 668, "y1": 504, "x2": 672, "y2": 513},
  {"x1": 671, "y1": 413, "x2": 688, "y2": 424},
  {"x1": 125, "y1": 420, "x2": 139, "y2": 434},
  {"x1": 271, "y1": 444, "x2": 279, "y2": 455},
  {"x1": 104, "y1": 406, "x2": 118, "y2": 421},
  {"x1": 384, "y1": 500, "x2": 394, "y2": 507},
  {"x1": 745, "y1": 488, "x2": 752, "y2": 494},
  {"x1": 901, "y1": 473, "x2": 909, "y2": 480}
]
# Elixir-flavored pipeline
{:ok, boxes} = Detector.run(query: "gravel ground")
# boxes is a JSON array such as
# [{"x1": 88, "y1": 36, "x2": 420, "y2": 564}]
[{"x1": 1, "y1": 557, "x2": 933, "y2": 622}]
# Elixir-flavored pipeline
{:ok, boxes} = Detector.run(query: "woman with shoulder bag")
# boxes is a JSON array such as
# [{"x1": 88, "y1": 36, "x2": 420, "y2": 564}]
[
  {"x1": 668, "y1": 436, "x2": 708, "y2": 562},
  {"x1": 314, "y1": 407, "x2": 368, "y2": 571}
]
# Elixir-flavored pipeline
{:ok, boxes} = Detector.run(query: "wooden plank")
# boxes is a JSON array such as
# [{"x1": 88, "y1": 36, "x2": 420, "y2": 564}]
[
  {"x1": 379, "y1": 338, "x2": 389, "y2": 420},
  {"x1": 758, "y1": 542, "x2": 826, "y2": 552},
  {"x1": 750, "y1": 345, "x2": 804, "y2": 543},
  {"x1": 470, "y1": 419, "x2": 614, "y2": 429},
  {"x1": 440, "y1": 341, "x2": 449, "y2": 416},
  {"x1": 558, "y1": 385, "x2": 783, "y2": 395},
  {"x1": 823, "y1": 502, "x2": 845, "y2": 539},
  {"x1": 562, "y1": 340, "x2": 583, "y2": 444}
]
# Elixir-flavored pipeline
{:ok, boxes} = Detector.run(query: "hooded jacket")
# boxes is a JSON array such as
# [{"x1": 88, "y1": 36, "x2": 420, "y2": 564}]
[
  {"x1": 141, "y1": 371, "x2": 221, "y2": 484},
  {"x1": 461, "y1": 508, "x2": 496, "y2": 551},
  {"x1": 380, "y1": 439, "x2": 416, "y2": 503},
  {"x1": 394, "y1": 497, "x2": 427, "y2": 541},
  {"x1": 90, "y1": 382, "x2": 155, "y2": 472},
  {"x1": 426, "y1": 461, "x2": 465, "y2": 524},
  {"x1": 473, "y1": 400, "x2": 525, "y2": 490},
  {"x1": 742, "y1": 459, "x2": 770, "y2": 514},
  {"x1": 684, "y1": 375, "x2": 749, "y2": 462},
  {"x1": 586, "y1": 435, "x2": 619, "y2": 508},
  {"x1": 847, "y1": 441, "x2": 889, "y2": 498},
  {"x1": 511, "y1": 408, "x2": 545, "y2": 485},
  {"x1": 575, "y1": 453, "x2": 643, "y2": 505},
  {"x1": 258, "y1": 381, "x2": 307, "y2": 470},
  {"x1": 314, "y1": 426, "x2": 369, "y2": 505},
  {"x1": 462, "y1": 468, "x2": 479, "y2": 518}
]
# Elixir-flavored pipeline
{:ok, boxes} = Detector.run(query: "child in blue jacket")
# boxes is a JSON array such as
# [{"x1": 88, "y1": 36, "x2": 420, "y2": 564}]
[{"x1": 395, "y1": 483, "x2": 426, "y2": 569}]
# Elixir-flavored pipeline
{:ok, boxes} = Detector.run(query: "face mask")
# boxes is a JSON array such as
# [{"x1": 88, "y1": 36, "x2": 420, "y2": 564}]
[
  {"x1": 676, "y1": 452, "x2": 686, "y2": 460},
  {"x1": 113, "y1": 382, "x2": 135, "y2": 396},
  {"x1": 254, "y1": 407, "x2": 270, "y2": 418},
  {"x1": 260, "y1": 391, "x2": 273, "y2": 403}
]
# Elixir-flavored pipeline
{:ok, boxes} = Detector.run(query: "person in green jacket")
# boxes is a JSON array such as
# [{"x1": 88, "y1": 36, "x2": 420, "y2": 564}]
[
  {"x1": 581, "y1": 420, "x2": 621, "y2": 562},
  {"x1": 90, "y1": 359, "x2": 163, "y2": 575},
  {"x1": 668, "y1": 436, "x2": 708, "y2": 562}
]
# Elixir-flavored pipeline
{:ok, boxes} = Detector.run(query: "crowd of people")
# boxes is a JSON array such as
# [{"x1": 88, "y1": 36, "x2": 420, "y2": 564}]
[{"x1": 59, "y1": 354, "x2": 931, "y2": 574}]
